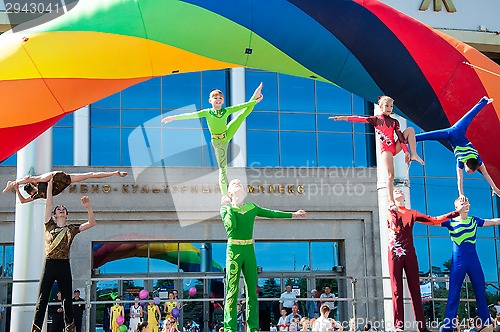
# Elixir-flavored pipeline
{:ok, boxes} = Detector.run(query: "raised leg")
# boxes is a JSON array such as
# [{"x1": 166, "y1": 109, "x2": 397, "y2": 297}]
[{"x1": 402, "y1": 127, "x2": 425, "y2": 165}]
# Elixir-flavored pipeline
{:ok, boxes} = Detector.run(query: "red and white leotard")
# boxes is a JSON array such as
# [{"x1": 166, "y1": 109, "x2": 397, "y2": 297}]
[{"x1": 346, "y1": 115, "x2": 408, "y2": 156}]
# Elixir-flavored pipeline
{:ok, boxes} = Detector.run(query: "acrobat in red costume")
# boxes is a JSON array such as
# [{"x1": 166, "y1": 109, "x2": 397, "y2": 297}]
[
  {"x1": 331, "y1": 96, "x2": 424, "y2": 210},
  {"x1": 387, "y1": 188, "x2": 461, "y2": 332}
]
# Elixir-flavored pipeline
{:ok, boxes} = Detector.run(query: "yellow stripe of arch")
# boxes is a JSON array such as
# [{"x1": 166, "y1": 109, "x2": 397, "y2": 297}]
[{"x1": 0, "y1": 31, "x2": 237, "y2": 80}]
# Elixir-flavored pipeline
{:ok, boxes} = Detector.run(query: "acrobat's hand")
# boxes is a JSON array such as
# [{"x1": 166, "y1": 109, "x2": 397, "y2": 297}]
[
  {"x1": 292, "y1": 210, "x2": 307, "y2": 218},
  {"x1": 458, "y1": 195, "x2": 468, "y2": 203},
  {"x1": 221, "y1": 195, "x2": 231, "y2": 205},
  {"x1": 255, "y1": 93, "x2": 264, "y2": 104},
  {"x1": 81, "y1": 196, "x2": 92, "y2": 208},
  {"x1": 162, "y1": 116, "x2": 176, "y2": 124},
  {"x1": 328, "y1": 116, "x2": 347, "y2": 121},
  {"x1": 388, "y1": 201, "x2": 398, "y2": 212},
  {"x1": 404, "y1": 152, "x2": 411, "y2": 165},
  {"x1": 251, "y1": 82, "x2": 263, "y2": 101},
  {"x1": 457, "y1": 201, "x2": 470, "y2": 214}
]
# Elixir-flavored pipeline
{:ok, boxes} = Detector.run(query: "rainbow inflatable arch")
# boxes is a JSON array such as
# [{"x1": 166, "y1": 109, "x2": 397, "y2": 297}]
[{"x1": 1, "y1": 0, "x2": 499, "y2": 182}]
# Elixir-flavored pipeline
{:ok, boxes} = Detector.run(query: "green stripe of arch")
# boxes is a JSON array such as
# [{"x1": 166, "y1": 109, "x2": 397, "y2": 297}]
[{"x1": 35, "y1": 0, "x2": 328, "y2": 83}]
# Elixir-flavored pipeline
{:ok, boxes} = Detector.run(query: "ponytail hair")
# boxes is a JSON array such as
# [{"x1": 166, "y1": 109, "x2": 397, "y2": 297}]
[{"x1": 136, "y1": 321, "x2": 148, "y2": 332}]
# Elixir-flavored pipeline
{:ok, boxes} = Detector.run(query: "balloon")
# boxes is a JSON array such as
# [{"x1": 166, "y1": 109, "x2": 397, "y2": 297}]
[
  {"x1": 154, "y1": 296, "x2": 160, "y2": 305},
  {"x1": 188, "y1": 287, "x2": 197, "y2": 297},
  {"x1": 118, "y1": 325, "x2": 127, "y2": 332},
  {"x1": 172, "y1": 307, "x2": 180, "y2": 318},
  {"x1": 116, "y1": 315, "x2": 125, "y2": 326},
  {"x1": 139, "y1": 289, "x2": 149, "y2": 300}
]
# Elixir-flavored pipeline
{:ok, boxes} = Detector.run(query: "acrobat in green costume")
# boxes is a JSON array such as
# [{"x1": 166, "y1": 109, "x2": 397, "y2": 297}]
[
  {"x1": 163, "y1": 89, "x2": 259, "y2": 194},
  {"x1": 220, "y1": 203, "x2": 292, "y2": 332}
]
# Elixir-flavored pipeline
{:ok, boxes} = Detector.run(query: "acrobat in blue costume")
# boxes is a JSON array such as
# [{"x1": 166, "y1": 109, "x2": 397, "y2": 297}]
[
  {"x1": 440, "y1": 213, "x2": 491, "y2": 331},
  {"x1": 415, "y1": 97, "x2": 499, "y2": 198}
]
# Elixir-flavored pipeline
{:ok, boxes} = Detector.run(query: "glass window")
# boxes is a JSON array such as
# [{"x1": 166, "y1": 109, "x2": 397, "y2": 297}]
[
  {"x1": 280, "y1": 132, "x2": 316, "y2": 167},
  {"x1": 280, "y1": 113, "x2": 315, "y2": 131},
  {"x1": 53, "y1": 127, "x2": 73, "y2": 166},
  {"x1": 0, "y1": 246, "x2": 3, "y2": 277},
  {"x1": 247, "y1": 131, "x2": 279, "y2": 167},
  {"x1": 4, "y1": 245, "x2": 13, "y2": 277},
  {"x1": 317, "y1": 114, "x2": 352, "y2": 133},
  {"x1": 246, "y1": 112, "x2": 278, "y2": 131},
  {"x1": 414, "y1": 237, "x2": 430, "y2": 275},
  {"x1": 91, "y1": 128, "x2": 120, "y2": 166},
  {"x1": 122, "y1": 127, "x2": 161, "y2": 167},
  {"x1": 162, "y1": 72, "x2": 201, "y2": 110},
  {"x1": 149, "y1": 243, "x2": 179, "y2": 273},
  {"x1": 410, "y1": 181, "x2": 428, "y2": 236},
  {"x1": 121, "y1": 110, "x2": 161, "y2": 128},
  {"x1": 90, "y1": 108, "x2": 120, "y2": 127},
  {"x1": 422, "y1": 141, "x2": 456, "y2": 177},
  {"x1": 212, "y1": 243, "x2": 227, "y2": 271},
  {"x1": 352, "y1": 95, "x2": 365, "y2": 115},
  {"x1": 426, "y1": 178, "x2": 457, "y2": 236},
  {"x1": 316, "y1": 82, "x2": 351, "y2": 114},
  {"x1": 255, "y1": 242, "x2": 309, "y2": 271},
  {"x1": 55, "y1": 113, "x2": 73, "y2": 127},
  {"x1": 354, "y1": 133, "x2": 370, "y2": 168},
  {"x1": 318, "y1": 133, "x2": 353, "y2": 167},
  {"x1": 93, "y1": 243, "x2": 148, "y2": 274},
  {"x1": 122, "y1": 77, "x2": 161, "y2": 109},
  {"x1": 429, "y1": 238, "x2": 453, "y2": 275},
  {"x1": 201, "y1": 70, "x2": 227, "y2": 110},
  {"x1": 161, "y1": 129, "x2": 204, "y2": 166},
  {"x1": 279, "y1": 74, "x2": 314, "y2": 112},
  {"x1": 92, "y1": 91, "x2": 120, "y2": 108},
  {"x1": 0, "y1": 152, "x2": 16, "y2": 166},
  {"x1": 476, "y1": 240, "x2": 498, "y2": 282},
  {"x1": 311, "y1": 242, "x2": 339, "y2": 271},
  {"x1": 245, "y1": 70, "x2": 278, "y2": 111}
]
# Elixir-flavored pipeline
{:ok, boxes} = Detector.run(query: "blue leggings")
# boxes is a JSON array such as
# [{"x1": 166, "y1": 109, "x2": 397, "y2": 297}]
[
  {"x1": 416, "y1": 97, "x2": 489, "y2": 147},
  {"x1": 443, "y1": 251, "x2": 491, "y2": 330}
]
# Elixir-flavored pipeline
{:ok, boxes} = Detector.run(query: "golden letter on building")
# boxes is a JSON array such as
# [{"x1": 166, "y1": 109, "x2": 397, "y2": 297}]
[
  {"x1": 420, "y1": 0, "x2": 457, "y2": 13},
  {"x1": 102, "y1": 185, "x2": 111, "y2": 193}
]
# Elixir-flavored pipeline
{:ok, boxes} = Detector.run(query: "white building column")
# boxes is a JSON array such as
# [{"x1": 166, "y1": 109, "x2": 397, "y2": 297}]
[
  {"x1": 73, "y1": 106, "x2": 90, "y2": 166},
  {"x1": 230, "y1": 67, "x2": 247, "y2": 167},
  {"x1": 10, "y1": 128, "x2": 52, "y2": 332},
  {"x1": 375, "y1": 107, "x2": 414, "y2": 331}
]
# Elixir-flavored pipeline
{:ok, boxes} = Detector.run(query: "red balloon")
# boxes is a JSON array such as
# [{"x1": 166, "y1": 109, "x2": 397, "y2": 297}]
[
  {"x1": 116, "y1": 315, "x2": 125, "y2": 326},
  {"x1": 188, "y1": 287, "x2": 197, "y2": 297}
]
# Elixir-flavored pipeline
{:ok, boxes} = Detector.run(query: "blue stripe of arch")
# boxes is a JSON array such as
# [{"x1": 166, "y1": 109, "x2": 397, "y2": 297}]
[
  {"x1": 181, "y1": 0, "x2": 384, "y2": 103},
  {"x1": 287, "y1": 0, "x2": 450, "y2": 131}
]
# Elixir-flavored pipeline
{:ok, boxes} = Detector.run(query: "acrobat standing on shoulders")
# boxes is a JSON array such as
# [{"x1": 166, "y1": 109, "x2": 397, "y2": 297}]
[
  {"x1": 220, "y1": 179, "x2": 306, "y2": 332},
  {"x1": 330, "y1": 96, "x2": 424, "y2": 210},
  {"x1": 415, "y1": 96, "x2": 497, "y2": 200},
  {"x1": 162, "y1": 83, "x2": 263, "y2": 195}
]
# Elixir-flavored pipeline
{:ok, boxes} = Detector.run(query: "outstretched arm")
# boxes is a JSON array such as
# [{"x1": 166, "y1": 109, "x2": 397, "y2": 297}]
[
  {"x1": 478, "y1": 164, "x2": 500, "y2": 197},
  {"x1": 79, "y1": 196, "x2": 96, "y2": 232},
  {"x1": 256, "y1": 205, "x2": 307, "y2": 219},
  {"x1": 483, "y1": 218, "x2": 500, "y2": 227},
  {"x1": 15, "y1": 186, "x2": 33, "y2": 204},
  {"x1": 456, "y1": 166, "x2": 466, "y2": 199},
  {"x1": 44, "y1": 177, "x2": 54, "y2": 222},
  {"x1": 162, "y1": 109, "x2": 209, "y2": 123},
  {"x1": 414, "y1": 210, "x2": 460, "y2": 225},
  {"x1": 329, "y1": 115, "x2": 368, "y2": 123}
]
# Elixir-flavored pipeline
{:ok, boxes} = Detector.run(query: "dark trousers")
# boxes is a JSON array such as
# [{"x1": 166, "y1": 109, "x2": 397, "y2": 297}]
[
  {"x1": 389, "y1": 250, "x2": 426, "y2": 331},
  {"x1": 74, "y1": 316, "x2": 82, "y2": 332},
  {"x1": 32, "y1": 260, "x2": 74, "y2": 332}
]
